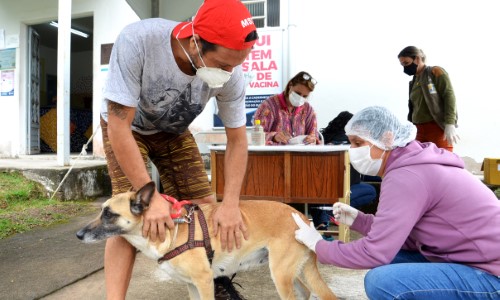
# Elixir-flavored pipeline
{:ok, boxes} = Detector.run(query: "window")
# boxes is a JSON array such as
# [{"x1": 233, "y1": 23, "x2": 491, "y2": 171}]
[{"x1": 242, "y1": 0, "x2": 280, "y2": 28}]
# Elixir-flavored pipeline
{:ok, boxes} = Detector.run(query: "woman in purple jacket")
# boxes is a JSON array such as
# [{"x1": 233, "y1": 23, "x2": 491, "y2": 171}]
[{"x1": 293, "y1": 106, "x2": 500, "y2": 299}]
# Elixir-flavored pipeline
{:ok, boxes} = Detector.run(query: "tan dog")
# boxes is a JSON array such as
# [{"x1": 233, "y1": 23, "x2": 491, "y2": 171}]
[{"x1": 77, "y1": 182, "x2": 337, "y2": 300}]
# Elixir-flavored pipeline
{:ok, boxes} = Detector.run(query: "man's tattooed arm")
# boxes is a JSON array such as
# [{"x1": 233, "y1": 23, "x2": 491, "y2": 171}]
[{"x1": 107, "y1": 100, "x2": 130, "y2": 120}]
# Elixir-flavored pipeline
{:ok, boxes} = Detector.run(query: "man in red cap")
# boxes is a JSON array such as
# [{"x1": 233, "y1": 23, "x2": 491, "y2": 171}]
[{"x1": 100, "y1": 0, "x2": 258, "y2": 299}]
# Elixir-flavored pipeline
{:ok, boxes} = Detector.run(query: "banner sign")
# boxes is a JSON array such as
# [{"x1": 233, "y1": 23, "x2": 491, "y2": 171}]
[
  {"x1": 213, "y1": 28, "x2": 284, "y2": 127},
  {"x1": 243, "y1": 28, "x2": 283, "y2": 109}
]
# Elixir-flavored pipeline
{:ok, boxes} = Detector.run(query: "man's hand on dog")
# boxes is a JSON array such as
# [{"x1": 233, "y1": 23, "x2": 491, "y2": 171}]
[
  {"x1": 142, "y1": 191, "x2": 175, "y2": 242},
  {"x1": 212, "y1": 201, "x2": 248, "y2": 252}
]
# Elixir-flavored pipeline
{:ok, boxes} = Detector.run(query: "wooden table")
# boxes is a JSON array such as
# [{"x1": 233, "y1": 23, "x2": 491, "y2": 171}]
[{"x1": 209, "y1": 145, "x2": 352, "y2": 242}]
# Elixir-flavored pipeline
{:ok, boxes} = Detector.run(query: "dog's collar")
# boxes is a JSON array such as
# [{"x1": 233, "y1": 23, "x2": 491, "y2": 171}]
[{"x1": 158, "y1": 204, "x2": 214, "y2": 265}]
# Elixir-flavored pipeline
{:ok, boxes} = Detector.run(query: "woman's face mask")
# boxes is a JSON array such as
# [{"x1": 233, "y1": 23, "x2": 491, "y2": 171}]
[
  {"x1": 348, "y1": 145, "x2": 385, "y2": 176},
  {"x1": 176, "y1": 27, "x2": 233, "y2": 88},
  {"x1": 289, "y1": 91, "x2": 306, "y2": 107},
  {"x1": 403, "y1": 61, "x2": 418, "y2": 76}
]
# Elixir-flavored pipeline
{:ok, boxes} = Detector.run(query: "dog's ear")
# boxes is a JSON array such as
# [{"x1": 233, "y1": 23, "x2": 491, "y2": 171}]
[{"x1": 131, "y1": 181, "x2": 156, "y2": 216}]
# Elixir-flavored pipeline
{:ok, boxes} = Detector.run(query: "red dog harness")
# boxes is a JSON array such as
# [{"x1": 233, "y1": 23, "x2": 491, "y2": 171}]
[
  {"x1": 158, "y1": 194, "x2": 214, "y2": 264},
  {"x1": 161, "y1": 194, "x2": 193, "y2": 221}
]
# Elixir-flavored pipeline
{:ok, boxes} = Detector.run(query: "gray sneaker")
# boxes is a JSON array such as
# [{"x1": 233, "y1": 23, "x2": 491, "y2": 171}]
[{"x1": 214, "y1": 274, "x2": 245, "y2": 300}]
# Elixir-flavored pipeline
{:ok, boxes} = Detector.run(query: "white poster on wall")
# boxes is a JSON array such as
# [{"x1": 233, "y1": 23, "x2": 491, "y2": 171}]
[
  {"x1": 5, "y1": 34, "x2": 19, "y2": 48},
  {"x1": 242, "y1": 28, "x2": 283, "y2": 110},
  {"x1": 213, "y1": 28, "x2": 284, "y2": 127},
  {"x1": 1, "y1": 70, "x2": 15, "y2": 96}
]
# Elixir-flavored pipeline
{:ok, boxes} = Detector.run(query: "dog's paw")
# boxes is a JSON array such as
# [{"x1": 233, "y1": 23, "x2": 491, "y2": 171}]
[{"x1": 154, "y1": 268, "x2": 174, "y2": 282}]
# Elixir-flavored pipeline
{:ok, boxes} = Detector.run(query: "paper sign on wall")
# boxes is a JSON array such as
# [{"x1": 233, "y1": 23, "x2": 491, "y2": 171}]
[
  {"x1": 213, "y1": 29, "x2": 284, "y2": 128},
  {"x1": 1, "y1": 70, "x2": 15, "y2": 96},
  {"x1": 242, "y1": 29, "x2": 283, "y2": 109},
  {"x1": 5, "y1": 34, "x2": 19, "y2": 48},
  {"x1": 0, "y1": 48, "x2": 16, "y2": 70}
]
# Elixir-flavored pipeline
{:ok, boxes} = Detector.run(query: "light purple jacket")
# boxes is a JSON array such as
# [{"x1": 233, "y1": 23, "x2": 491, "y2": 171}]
[{"x1": 316, "y1": 141, "x2": 500, "y2": 276}]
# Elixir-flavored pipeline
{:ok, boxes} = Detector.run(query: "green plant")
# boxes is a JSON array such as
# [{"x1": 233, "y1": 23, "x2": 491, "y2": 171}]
[{"x1": 0, "y1": 171, "x2": 96, "y2": 239}]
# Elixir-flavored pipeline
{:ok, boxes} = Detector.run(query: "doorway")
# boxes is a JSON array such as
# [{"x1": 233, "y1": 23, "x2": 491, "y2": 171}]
[{"x1": 29, "y1": 16, "x2": 94, "y2": 154}]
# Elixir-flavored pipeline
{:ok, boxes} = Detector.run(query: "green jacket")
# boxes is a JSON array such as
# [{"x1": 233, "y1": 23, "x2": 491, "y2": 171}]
[{"x1": 408, "y1": 66, "x2": 458, "y2": 129}]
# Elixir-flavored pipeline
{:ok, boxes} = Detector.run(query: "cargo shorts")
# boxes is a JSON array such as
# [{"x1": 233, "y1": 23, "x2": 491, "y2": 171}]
[{"x1": 100, "y1": 117, "x2": 213, "y2": 200}]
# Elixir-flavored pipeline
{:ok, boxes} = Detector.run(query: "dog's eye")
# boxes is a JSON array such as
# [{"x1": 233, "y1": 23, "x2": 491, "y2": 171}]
[{"x1": 103, "y1": 207, "x2": 113, "y2": 219}]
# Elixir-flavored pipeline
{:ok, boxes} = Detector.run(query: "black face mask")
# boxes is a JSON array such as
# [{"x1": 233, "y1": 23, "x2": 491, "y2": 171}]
[{"x1": 403, "y1": 62, "x2": 418, "y2": 76}]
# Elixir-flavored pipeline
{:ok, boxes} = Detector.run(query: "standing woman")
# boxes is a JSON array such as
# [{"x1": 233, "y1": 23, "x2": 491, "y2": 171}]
[
  {"x1": 398, "y1": 46, "x2": 459, "y2": 152},
  {"x1": 253, "y1": 71, "x2": 320, "y2": 145}
]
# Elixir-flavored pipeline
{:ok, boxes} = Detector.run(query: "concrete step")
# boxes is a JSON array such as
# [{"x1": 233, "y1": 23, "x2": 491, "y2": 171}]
[{"x1": 0, "y1": 156, "x2": 111, "y2": 200}]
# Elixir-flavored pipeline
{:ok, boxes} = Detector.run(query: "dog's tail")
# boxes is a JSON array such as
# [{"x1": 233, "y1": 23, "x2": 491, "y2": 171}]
[{"x1": 302, "y1": 255, "x2": 338, "y2": 300}]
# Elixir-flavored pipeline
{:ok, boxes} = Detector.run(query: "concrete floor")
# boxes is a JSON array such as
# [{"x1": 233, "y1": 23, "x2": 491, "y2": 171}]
[
  {"x1": 43, "y1": 250, "x2": 369, "y2": 300},
  {"x1": 0, "y1": 193, "x2": 369, "y2": 300},
  {"x1": 0, "y1": 156, "x2": 370, "y2": 300}
]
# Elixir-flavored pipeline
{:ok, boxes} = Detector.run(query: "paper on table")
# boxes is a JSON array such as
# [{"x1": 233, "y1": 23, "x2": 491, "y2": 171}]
[{"x1": 288, "y1": 135, "x2": 308, "y2": 145}]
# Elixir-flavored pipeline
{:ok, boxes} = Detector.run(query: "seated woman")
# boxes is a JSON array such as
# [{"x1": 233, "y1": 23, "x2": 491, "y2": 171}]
[
  {"x1": 310, "y1": 111, "x2": 378, "y2": 232},
  {"x1": 253, "y1": 71, "x2": 320, "y2": 145}
]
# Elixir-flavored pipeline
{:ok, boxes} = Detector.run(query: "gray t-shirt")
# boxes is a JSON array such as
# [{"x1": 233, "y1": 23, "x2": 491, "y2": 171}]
[{"x1": 101, "y1": 18, "x2": 247, "y2": 135}]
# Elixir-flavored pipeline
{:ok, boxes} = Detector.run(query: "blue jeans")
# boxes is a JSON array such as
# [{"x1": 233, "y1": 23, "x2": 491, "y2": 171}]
[
  {"x1": 350, "y1": 183, "x2": 376, "y2": 208},
  {"x1": 365, "y1": 250, "x2": 500, "y2": 299}
]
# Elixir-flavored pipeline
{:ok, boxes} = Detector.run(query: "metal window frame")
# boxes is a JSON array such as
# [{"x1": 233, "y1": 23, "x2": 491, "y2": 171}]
[{"x1": 242, "y1": 0, "x2": 268, "y2": 28}]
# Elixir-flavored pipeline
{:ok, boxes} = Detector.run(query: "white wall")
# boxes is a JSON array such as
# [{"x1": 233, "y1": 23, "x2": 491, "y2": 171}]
[
  {"x1": 91, "y1": 0, "x2": 140, "y2": 156},
  {"x1": 288, "y1": 0, "x2": 500, "y2": 162},
  {"x1": 1, "y1": 0, "x2": 498, "y2": 162},
  {"x1": 0, "y1": 0, "x2": 139, "y2": 157},
  {"x1": 0, "y1": 0, "x2": 32, "y2": 157}
]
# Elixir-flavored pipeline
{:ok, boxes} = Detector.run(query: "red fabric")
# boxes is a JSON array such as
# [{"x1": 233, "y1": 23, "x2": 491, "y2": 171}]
[{"x1": 415, "y1": 121, "x2": 453, "y2": 152}]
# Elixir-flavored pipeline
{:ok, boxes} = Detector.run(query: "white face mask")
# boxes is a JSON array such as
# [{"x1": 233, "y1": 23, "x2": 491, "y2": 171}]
[
  {"x1": 348, "y1": 145, "x2": 384, "y2": 176},
  {"x1": 195, "y1": 67, "x2": 233, "y2": 88},
  {"x1": 176, "y1": 26, "x2": 233, "y2": 88},
  {"x1": 289, "y1": 91, "x2": 306, "y2": 107}
]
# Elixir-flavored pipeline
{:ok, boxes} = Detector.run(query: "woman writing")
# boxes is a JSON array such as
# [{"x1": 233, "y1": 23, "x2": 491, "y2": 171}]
[{"x1": 253, "y1": 71, "x2": 320, "y2": 145}]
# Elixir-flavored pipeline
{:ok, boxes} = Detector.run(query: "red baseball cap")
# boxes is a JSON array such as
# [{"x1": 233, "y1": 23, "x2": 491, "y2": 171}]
[{"x1": 173, "y1": 0, "x2": 257, "y2": 50}]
